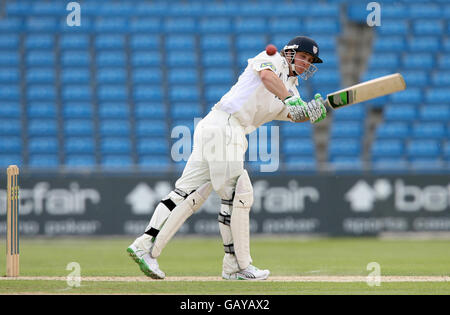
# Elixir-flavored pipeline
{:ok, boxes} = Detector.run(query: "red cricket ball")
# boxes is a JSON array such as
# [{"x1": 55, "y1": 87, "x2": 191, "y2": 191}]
[{"x1": 265, "y1": 44, "x2": 277, "y2": 56}]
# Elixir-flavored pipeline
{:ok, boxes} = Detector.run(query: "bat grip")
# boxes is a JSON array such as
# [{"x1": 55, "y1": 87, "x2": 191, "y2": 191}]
[{"x1": 323, "y1": 98, "x2": 333, "y2": 111}]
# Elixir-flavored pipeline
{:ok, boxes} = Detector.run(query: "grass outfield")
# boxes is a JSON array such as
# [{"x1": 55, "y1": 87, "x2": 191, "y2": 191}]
[{"x1": 0, "y1": 236, "x2": 449, "y2": 295}]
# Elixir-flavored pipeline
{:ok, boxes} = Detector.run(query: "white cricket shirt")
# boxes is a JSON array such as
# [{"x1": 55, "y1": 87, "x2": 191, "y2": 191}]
[{"x1": 212, "y1": 50, "x2": 300, "y2": 134}]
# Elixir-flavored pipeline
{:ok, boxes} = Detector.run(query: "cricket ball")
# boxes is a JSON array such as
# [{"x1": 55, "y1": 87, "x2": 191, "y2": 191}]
[{"x1": 266, "y1": 44, "x2": 277, "y2": 56}]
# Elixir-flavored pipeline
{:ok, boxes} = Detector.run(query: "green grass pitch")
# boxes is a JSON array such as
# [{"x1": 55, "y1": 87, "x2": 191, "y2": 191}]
[{"x1": 0, "y1": 236, "x2": 449, "y2": 295}]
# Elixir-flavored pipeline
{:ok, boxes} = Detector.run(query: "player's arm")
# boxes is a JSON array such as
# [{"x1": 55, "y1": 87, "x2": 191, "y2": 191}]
[
  {"x1": 259, "y1": 70, "x2": 307, "y2": 122},
  {"x1": 259, "y1": 69, "x2": 291, "y2": 101},
  {"x1": 259, "y1": 69, "x2": 326, "y2": 124}
]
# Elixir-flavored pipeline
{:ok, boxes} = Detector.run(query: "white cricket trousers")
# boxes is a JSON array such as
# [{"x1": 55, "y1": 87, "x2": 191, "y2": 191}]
[
  {"x1": 175, "y1": 109, "x2": 248, "y2": 201},
  {"x1": 175, "y1": 109, "x2": 252, "y2": 273}
]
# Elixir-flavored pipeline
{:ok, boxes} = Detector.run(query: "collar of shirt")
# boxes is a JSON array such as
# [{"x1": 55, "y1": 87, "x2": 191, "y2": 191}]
[{"x1": 288, "y1": 76, "x2": 299, "y2": 86}]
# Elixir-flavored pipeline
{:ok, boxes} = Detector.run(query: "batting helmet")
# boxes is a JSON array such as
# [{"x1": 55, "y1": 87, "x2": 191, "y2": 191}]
[{"x1": 283, "y1": 36, "x2": 322, "y2": 64}]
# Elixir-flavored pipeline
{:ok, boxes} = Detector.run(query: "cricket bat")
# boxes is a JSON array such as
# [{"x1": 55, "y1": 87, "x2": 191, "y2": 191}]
[{"x1": 325, "y1": 73, "x2": 406, "y2": 109}]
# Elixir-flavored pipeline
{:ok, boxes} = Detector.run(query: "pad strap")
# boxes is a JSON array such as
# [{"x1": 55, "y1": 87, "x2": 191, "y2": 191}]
[
  {"x1": 161, "y1": 198, "x2": 176, "y2": 211},
  {"x1": 223, "y1": 244, "x2": 235, "y2": 254},
  {"x1": 174, "y1": 188, "x2": 189, "y2": 199},
  {"x1": 145, "y1": 227, "x2": 159, "y2": 238},
  {"x1": 218, "y1": 213, "x2": 231, "y2": 226},
  {"x1": 160, "y1": 188, "x2": 189, "y2": 211},
  {"x1": 221, "y1": 198, "x2": 233, "y2": 206}
]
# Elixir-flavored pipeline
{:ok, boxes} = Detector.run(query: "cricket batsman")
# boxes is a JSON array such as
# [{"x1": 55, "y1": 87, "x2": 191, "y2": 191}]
[{"x1": 127, "y1": 36, "x2": 327, "y2": 280}]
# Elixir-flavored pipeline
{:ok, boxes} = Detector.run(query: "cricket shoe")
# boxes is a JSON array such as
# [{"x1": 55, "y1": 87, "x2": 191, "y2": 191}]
[
  {"x1": 127, "y1": 244, "x2": 165, "y2": 279},
  {"x1": 222, "y1": 264, "x2": 270, "y2": 281}
]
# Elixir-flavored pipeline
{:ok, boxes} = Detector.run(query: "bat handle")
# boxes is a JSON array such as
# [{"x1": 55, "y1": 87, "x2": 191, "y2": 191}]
[{"x1": 323, "y1": 98, "x2": 333, "y2": 111}]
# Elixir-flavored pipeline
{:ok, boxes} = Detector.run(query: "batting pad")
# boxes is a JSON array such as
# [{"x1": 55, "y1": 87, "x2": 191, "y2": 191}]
[
  {"x1": 219, "y1": 200, "x2": 241, "y2": 274},
  {"x1": 230, "y1": 170, "x2": 253, "y2": 270},
  {"x1": 145, "y1": 190, "x2": 187, "y2": 236},
  {"x1": 151, "y1": 181, "x2": 212, "y2": 258}
]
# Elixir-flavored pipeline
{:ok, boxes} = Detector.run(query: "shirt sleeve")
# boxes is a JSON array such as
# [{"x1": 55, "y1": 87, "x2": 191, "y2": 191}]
[{"x1": 251, "y1": 52, "x2": 282, "y2": 76}]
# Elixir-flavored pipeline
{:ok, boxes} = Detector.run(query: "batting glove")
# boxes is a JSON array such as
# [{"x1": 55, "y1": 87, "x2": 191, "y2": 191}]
[
  {"x1": 284, "y1": 95, "x2": 309, "y2": 122},
  {"x1": 307, "y1": 93, "x2": 327, "y2": 124}
]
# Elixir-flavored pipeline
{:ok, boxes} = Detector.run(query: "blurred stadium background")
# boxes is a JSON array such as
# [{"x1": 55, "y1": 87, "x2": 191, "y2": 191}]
[{"x1": 0, "y1": 0, "x2": 449, "y2": 238}]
